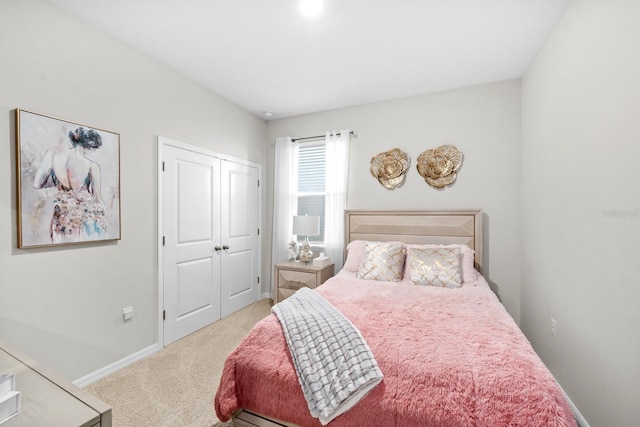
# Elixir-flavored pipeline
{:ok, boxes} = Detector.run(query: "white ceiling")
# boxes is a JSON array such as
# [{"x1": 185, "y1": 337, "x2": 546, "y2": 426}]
[{"x1": 47, "y1": 0, "x2": 570, "y2": 120}]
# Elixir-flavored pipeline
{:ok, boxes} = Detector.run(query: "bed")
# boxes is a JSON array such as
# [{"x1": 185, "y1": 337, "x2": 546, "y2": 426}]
[{"x1": 215, "y1": 210, "x2": 576, "y2": 427}]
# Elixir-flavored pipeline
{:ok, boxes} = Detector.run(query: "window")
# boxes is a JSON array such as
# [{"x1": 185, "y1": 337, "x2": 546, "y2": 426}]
[{"x1": 297, "y1": 142, "x2": 325, "y2": 245}]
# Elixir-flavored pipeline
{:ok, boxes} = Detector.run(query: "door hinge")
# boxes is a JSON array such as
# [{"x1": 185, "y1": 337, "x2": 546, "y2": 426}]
[
  {"x1": 257, "y1": 276, "x2": 260, "y2": 284},
  {"x1": 257, "y1": 228, "x2": 260, "y2": 236},
  {"x1": 162, "y1": 161, "x2": 165, "y2": 171},
  {"x1": 162, "y1": 236, "x2": 165, "y2": 246},
  {"x1": 163, "y1": 310, "x2": 166, "y2": 321},
  {"x1": 257, "y1": 179, "x2": 260, "y2": 187}
]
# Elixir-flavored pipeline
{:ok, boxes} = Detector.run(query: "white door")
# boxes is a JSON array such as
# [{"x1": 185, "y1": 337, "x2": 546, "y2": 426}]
[
  {"x1": 220, "y1": 160, "x2": 260, "y2": 317},
  {"x1": 163, "y1": 145, "x2": 221, "y2": 345}
]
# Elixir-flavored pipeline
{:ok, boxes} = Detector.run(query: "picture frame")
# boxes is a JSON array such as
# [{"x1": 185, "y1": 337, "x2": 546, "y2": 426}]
[{"x1": 16, "y1": 109, "x2": 121, "y2": 248}]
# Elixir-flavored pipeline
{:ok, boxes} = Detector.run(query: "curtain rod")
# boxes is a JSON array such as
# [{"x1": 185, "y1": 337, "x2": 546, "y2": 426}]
[{"x1": 291, "y1": 130, "x2": 357, "y2": 143}]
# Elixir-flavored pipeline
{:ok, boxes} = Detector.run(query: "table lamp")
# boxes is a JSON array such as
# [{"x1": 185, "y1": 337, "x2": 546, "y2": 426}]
[{"x1": 292, "y1": 215, "x2": 320, "y2": 264}]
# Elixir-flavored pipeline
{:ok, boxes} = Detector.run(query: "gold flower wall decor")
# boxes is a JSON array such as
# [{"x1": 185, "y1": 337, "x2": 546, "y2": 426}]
[
  {"x1": 416, "y1": 145, "x2": 463, "y2": 188},
  {"x1": 370, "y1": 148, "x2": 411, "y2": 189}
]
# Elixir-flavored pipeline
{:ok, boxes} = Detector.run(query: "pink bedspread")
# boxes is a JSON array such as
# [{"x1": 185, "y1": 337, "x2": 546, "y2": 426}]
[{"x1": 215, "y1": 272, "x2": 576, "y2": 427}]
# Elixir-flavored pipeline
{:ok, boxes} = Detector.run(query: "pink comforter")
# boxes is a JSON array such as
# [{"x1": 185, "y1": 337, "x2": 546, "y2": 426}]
[{"x1": 215, "y1": 272, "x2": 576, "y2": 427}]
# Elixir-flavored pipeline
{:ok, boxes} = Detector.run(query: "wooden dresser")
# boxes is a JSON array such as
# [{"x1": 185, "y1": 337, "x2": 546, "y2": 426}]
[
  {"x1": 0, "y1": 340, "x2": 111, "y2": 427},
  {"x1": 274, "y1": 262, "x2": 334, "y2": 302}
]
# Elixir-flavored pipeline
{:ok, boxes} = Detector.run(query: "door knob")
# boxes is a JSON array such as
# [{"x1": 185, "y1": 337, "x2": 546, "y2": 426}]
[
  {"x1": 214, "y1": 245, "x2": 222, "y2": 251},
  {"x1": 223, "y1": 245, "x2": 230, "y2": 250}
]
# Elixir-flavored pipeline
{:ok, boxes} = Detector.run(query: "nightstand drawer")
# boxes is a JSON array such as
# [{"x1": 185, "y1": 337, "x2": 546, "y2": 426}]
[
  {"x1": 278, "y1": 287, "x2": 298, "y2": 302},
  {"x1": 278, "y1": 269, "x2": 318, "y2": 291},
  {"x1": 274, "y1": 262, "x2": 334, "y2": 303}
]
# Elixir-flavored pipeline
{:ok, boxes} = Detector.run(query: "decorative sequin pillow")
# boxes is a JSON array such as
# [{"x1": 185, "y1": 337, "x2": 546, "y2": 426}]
[
  {"x1": 357, "y1": 242, "x2": 405, "y2": 282},
  {"x1": 405, "y1": 247, "x2": 462, "y2": 288},
  {"x1": 405, "y1": 244, "x2": 476, "y2": 283}
]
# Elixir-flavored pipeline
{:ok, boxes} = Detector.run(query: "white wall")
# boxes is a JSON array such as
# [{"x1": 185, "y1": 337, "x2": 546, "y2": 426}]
[
  {"x1": 266, "y1": 79, "x2": 523, "y2": 321},
  {"x1": 521, "y1": 0, "x2": 640, "y2": 425},
  {"x1": 0, "y1": 0, "x2": 267, "y2": 380},
  {"x1": 8, "y1": 6, "x2": 635, "y2": 425}
]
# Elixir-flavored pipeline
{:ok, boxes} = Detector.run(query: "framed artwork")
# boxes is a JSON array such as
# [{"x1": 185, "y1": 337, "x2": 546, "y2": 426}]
[{"x1": 16, "y1": 109, "x2": 121, "y2": 248}]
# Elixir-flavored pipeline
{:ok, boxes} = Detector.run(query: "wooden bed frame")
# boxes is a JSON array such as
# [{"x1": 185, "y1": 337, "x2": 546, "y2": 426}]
[{"x1": 232, "y1": 209, "x2": 483, "y2": 427}]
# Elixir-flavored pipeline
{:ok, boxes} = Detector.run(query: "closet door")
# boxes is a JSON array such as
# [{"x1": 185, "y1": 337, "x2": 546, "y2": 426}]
[
  {"x1": 220, "y1": 160, "x2": 260, "y2": 317},
  {"x1": 163, "y1": 145, "x2": 221, "y2": 345}
]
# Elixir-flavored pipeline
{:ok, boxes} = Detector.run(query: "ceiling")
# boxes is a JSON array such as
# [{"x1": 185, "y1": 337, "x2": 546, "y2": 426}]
[{"x1": 47, "y1": 0, "x2": 570, "y2": 120}]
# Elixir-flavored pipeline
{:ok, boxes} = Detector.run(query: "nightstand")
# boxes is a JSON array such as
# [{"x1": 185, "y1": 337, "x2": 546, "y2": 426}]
[{"x1": 274, "y1": 262, "x2": 334, "y2": 302}]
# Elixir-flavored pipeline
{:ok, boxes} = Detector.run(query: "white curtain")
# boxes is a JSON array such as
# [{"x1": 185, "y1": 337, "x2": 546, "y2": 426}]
[
  {"x1": 324, "y1": 130, "x2": 351, "y2": 271},
  {"x1": 271, "y1": 137, "x2": 298, "y2": 296}
]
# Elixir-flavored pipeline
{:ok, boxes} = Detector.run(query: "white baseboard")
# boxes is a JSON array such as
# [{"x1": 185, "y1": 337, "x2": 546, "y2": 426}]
[
  {"x1": 73, "y1": 343, "x2": 159, "y2": 389},
  {"x1": 558, "y1": 382, "x2": 590, "y2": 427},
  {"x1": 262, "y1": 292, "x2": 272, "y2": 300}
]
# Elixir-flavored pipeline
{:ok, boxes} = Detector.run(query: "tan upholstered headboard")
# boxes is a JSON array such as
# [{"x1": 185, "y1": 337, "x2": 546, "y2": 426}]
[{"x1": 344, "y1": 210, "x2": 483, "y2": 272}]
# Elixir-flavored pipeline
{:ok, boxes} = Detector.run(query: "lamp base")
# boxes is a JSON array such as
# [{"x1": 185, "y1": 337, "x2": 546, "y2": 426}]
[{"x1": 299, "y1": 237, "x2": 313, "y2": 264}]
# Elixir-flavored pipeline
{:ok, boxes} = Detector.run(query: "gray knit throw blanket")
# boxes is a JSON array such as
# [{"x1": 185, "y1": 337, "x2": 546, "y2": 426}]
[{"x1": 272, "y1": 287, "x2": 383, "y2": 425}]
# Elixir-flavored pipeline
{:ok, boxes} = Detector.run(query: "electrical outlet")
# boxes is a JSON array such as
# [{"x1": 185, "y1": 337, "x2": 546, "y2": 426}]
[
  {"x1": 550, "y1": 318, "x2": 557, "y2": 338},
  {"x1": 122, "y1": 307, "x2": 134, "y2": 323}
]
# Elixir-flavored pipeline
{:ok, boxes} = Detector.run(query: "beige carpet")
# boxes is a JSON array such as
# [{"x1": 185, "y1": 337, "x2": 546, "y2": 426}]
[{"x1": 86, "y1": 299, "x2": 272, "y2": 427}]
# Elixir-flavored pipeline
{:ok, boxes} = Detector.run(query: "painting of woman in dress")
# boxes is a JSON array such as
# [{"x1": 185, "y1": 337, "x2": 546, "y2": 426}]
[
  {"x1": 33, "y1": 127, "x2": 109, "y2": 243},
  {"x1": 16, "y1": 110, "x2": 120, "y2": 248}
]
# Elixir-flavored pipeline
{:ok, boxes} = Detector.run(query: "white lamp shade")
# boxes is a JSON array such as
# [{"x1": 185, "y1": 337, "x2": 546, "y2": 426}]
[{"x1": 292, "y1": 215, "x2": 320, "y2": 237}]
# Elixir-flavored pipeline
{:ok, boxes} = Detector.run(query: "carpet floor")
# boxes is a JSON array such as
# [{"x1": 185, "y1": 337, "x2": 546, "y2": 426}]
[{"x1": 85, "y1": 299, "x2": 272, "y2": 427}]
